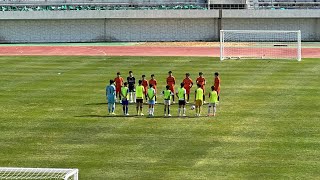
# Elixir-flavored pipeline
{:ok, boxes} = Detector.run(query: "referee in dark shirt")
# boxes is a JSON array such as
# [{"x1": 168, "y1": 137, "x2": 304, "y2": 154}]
[{"x1": 127, "y1": 71, "x2": 136, "y2": 103}]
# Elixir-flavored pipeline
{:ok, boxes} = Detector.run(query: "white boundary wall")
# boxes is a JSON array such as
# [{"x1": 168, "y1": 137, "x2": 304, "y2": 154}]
[{"x1": 0, "y1": 10, "x2": 319, "y2": 42}]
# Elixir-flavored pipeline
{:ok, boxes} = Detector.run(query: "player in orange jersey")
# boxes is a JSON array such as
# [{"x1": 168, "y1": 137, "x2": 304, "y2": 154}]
[
  {"x1": 214, "y1": 72, "x2": 221, "y2": 102},
  {"x1": 114, "y1": 72, "x2": 124, "y2": 103},
  {"x1": 196, "y1": 72, "x2": 206, "y2": 103},
  {"x1": 149, "y1": 74, "x2": 157, "y2": 103},
  {"x1": 141, "y1": 75, "x2": 149, "y2": 101},
  {"x1": 166, "y1": 71, "x2": 176, "y2": 103},
  {"x1": 183, "y1": 73, "x2": 193, "y2": 103}
]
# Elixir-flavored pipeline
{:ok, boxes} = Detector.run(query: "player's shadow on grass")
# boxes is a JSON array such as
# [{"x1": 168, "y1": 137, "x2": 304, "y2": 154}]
[
  {"x1": 76, "y1": 114, "x2": 199, "y2": 119},
  {"x1": 85, "y1": 102, "x2": 166, "y2": 105}
]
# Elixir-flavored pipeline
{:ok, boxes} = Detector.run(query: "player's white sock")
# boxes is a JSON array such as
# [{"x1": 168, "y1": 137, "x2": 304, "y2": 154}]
[
  {"x1": 133, "y1": 92, "x2": 136, "y2": 102},
  {"x1": 208, "y1": 106, "x2": 211, "y2": 114},
  {"x1": 213, "y1": 107, "x2": 216, "y2": 114},
  {"x1": 183, "y1": 108, "x2": 186, "y2": 115},
  {"x1": 152, "y1": 108, "x2": 154, "y2": 115},
  {"x1": 178, "y1": 108, "x2": 181, "y2": 116},
  {"x1": 149, "y1": 108, "x2": 151, "y2": 115}
]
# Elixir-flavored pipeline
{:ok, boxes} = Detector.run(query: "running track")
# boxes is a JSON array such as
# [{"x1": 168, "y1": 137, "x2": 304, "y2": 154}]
[{"x1": 0, "y1": 46, "x2": 319, "y2": 58}]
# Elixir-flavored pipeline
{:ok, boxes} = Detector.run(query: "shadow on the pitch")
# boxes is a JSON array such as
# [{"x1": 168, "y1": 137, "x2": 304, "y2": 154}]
[
  {"x1": 75, "y1": 114, "x2": 200, "y2": 119},
  {"x1": 85, "y1": 102, "x2": 175, "y2": 106}
]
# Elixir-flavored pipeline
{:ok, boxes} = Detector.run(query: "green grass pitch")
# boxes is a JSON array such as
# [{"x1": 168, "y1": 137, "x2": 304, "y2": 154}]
[{"x1": 0, "y1": 56, "x2": 319, "y2": 179}]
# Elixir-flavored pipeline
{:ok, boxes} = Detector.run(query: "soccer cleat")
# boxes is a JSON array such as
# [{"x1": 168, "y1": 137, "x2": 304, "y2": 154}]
[
  {"x1": 186, "y1": 101, "x2": 189, "y2": 104},
  {"x1": 182, "y1": 114, "x2": 186, "y2": 117},
  {"x1": 164, "y1": 114, "x2": 167, "y2": 117},
  {"x1": 111, "y1": 112, "x2": 116, "y2": 115},
  {"x1": 140, "y1": 113, "x2": 144, "y2": 116},
  {"x1": 126, "y1": 113, "x2": 130, "y2": 116},
  {"x1": 203, "y1": 101, "x2": 206, "y2": 104},
  {"x1": 168, "y1": 114, "x2": 172, "y2": 117},
  {"x1": 155, "y1": 101, "x2": 157, "y2": 104}
]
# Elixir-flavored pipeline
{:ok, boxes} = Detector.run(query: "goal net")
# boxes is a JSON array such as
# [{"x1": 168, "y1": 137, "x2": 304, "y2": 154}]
[
  {"x1": 0, "y1": 167, "x2": 78, "y2": 180},
  {"x1": 220, "y1": 30, "x2": 301, "y2": 61}
]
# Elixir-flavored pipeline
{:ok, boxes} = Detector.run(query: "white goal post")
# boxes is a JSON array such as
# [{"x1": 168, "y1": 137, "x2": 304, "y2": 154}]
[
  {"x1": 220, "y1": 30, "x2": 301, "y2": 61},
  {"x1": 0, "y1": 167, "x2": 78, "y2": 180}
]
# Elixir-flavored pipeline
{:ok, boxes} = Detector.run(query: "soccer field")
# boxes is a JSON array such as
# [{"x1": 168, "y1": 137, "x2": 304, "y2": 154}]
[{"x1": 0, "y1": 56, "x2": 319, "y2": 179}]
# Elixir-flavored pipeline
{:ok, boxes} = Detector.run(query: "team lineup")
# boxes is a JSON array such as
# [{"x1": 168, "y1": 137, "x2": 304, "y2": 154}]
[{"x1": 106, "y1": 71, "x2": 221, "y2": 117}]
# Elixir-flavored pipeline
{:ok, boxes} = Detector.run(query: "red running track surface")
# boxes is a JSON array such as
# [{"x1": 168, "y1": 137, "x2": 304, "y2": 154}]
[{"x1": 0, "y1": 46, "x2": 319, "y2": 58}]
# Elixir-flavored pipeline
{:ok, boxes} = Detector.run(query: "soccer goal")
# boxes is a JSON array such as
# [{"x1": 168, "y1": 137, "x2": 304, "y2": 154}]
[
  {"x1": 220, "y1": 30, "x2": 301, "y2": 61},
  {"x1": 0, "y1": 167, "x2": 78, "y2": 180}
]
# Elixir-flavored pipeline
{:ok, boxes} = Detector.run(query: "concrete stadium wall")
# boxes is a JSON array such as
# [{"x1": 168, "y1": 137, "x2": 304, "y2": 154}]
[
  {"x1": 0, "y1": 19, "x2": 217, "y2": 43},
  {"x1": 0, "y1": 10, "x2": 319, "y2": 42},
  {"x1": 222, "y1": 18, "x2": 320, "y2": 41}
]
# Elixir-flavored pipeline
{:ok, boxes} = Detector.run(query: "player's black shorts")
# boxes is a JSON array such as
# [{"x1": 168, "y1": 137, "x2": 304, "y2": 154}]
[
  {"x1": 179, "y1": 100, "x2": 186, "y2": 105},
  {"x1": 136, "y1": 99, "x2": 143, "y2": 103},
  {"x1": 128, "y1": 85, "x2": 135, "y2": 92}
]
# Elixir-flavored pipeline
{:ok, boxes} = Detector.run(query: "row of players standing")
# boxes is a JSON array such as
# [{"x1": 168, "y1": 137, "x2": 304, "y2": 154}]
[
  {"x1": 109, "y1": 70, "x2": 221, "y2": 116},
  {"x1": 114, "y1": 71, "x2": 220, "y2": 104}
]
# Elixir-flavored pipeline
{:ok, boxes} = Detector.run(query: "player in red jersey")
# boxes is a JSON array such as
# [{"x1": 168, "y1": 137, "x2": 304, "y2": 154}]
[
  {"x1": 166, "y1": 71, "x2": 176, "y2": 103},
  {"x1": 114, "y1": 72, "x2": 124, "y2": 102},
  {"x1": 183, "y1": 73, "x2": 193, "y2": 103},
  {"x1": 196, "y1": 72, "x2": 206, "y2": 103},
  {"x1": 214, "y1": 72, "x2": 221, "y2": 102},
  {"x1": 141, "y1": 75, "x2": 149, "y2": 101},
  {"x1": 149, "y1": 74, "x2": 157, "y2": 103}
]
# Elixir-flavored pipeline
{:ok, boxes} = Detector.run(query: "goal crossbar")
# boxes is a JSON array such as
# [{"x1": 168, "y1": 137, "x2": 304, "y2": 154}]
[
  {"x1": 0, "y1": 167, "x2": 78, "y2": 180},
  {"x1": 220, "y1": 30, "x2": 301, "y2": 61}
]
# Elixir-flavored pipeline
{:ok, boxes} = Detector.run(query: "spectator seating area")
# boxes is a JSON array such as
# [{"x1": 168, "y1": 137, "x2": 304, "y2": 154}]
[
  {"x1": 0, "y1": 2, "x2": 207, "y2": 11},
  {"x1": 0, "y1": 0, "x2": 319, "y2": 10},
  {"x1": 253, "y1": 0, "x2": 320, "y2": 9}
]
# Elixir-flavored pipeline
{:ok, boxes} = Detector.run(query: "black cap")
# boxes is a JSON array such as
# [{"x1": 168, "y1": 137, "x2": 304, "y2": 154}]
[{"x1": 168, "y1": 71, "x2": 172, "y2": 73}]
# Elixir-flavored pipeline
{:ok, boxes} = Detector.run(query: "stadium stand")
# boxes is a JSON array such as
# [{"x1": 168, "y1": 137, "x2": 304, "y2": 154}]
[
  {"x1": 250, "y1": 0, "x2": 320, "y2": 9},
  {"x1": 0, "y1": 0, "x2": 319, "y2": 10},
  {"x1": 0, "y1": 0, "x2": 208, "y2": 11}
]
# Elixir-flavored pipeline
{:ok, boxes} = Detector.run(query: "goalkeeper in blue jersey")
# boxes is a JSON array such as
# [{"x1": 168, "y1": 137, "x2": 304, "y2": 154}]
[{"x1": 106, "y1": 80, "x2": 116, "y2": 115}]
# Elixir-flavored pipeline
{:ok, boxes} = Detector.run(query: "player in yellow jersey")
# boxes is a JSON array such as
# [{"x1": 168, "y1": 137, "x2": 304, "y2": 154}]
[
  {"x1": 194, "y1": 83, "x2": 204, "y2": 117},
  {"x1": 208, "y1": 86, "x2": 218, "y2": 116},
  {"x1": 176, "y1": 82, "x2": 186, "y2": 117},
  {"x1": 162, "y1": 85, "x2": 173, "y2": 117},
  {"x1": 120, "y1": 82, "x2": 130, "y2": 116},
  {"x1": 147, "y1": 84, "x2": 156, "y2": 117},
  {"x1": 136, "y1": 80, "x2": 145, "y2": 116}
]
